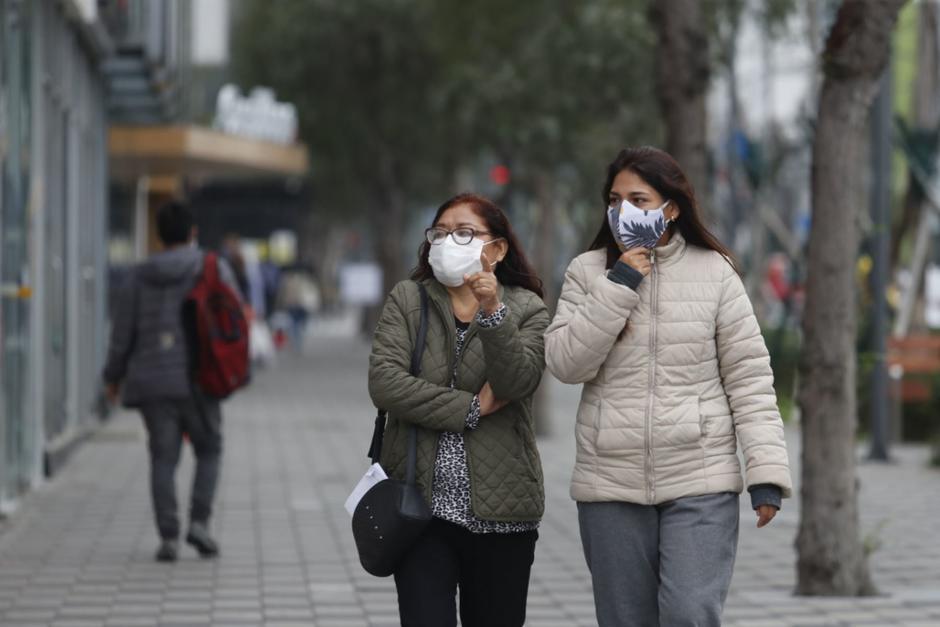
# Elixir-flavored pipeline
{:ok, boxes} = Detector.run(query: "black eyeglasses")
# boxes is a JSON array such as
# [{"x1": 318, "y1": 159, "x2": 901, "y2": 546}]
[{"x1": 425, "y1": 227, "x2": 492, "y2": 246}]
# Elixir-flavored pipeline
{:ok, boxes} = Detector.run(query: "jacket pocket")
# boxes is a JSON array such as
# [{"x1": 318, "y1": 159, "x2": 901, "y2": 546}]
[
  {"x1": 575, "y1": 398, "x2": 600, "y2": 428},
  {"x1": 655, "y1": 397, "x2": 702, "y2": 448},
  {"x1": 699, "y1": 396, "x2": 707, "y2": 436},
  {"x1": 699, "y1": 396, "x2": 734, "y2": 439},
  {"x1": 574, "y1": 400, "x2": 601, "y2": 454},
  {"x1": 512, "y1": 418, "x2": 542, "y2": 482},
  {"x1": 594, "y1": 403, "x2": 646, "y2": 455}
]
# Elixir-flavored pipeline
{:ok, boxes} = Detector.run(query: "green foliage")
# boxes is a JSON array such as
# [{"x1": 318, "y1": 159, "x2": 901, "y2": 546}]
[
  {"x1": 896, "y1": 371, "x2": 940, "y2": 442},
  {"x1": 777, "y1": 392, "x2": 795, "y2": 425},
  {"x1": 862, "y1": 519, "x2": 889, "y2": 557},
  {"x1": 764, "y1": 326, "x2": 800, "y2": 422},
  {"x1": 232, "y1": 0, "x2": 453, "y2": 215},
  {"x1": 231, "y1": 0, "x2": 660, "y2": 226},
  {"x1": 704, "y1": 0, "x2": 797, "y2": 68},
  {"x1": 427, "y1": 0, "x2": 657, "y2": 164},
  {"x1": 892, "y1": 0, "x2": 919, "y2": 122},
  {"x1": 230, "y1": 0, "x2": 801, "y2": 267}
]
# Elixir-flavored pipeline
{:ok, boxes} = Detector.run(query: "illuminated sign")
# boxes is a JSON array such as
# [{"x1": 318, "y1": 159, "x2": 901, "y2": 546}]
[{"x1": 213, "y1": 84, "x2": 298, "y2": 145}]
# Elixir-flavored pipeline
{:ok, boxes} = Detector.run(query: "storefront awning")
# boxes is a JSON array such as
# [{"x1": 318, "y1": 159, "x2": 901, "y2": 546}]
[{"x1": 109, "y1": 125, "x2": 309, "y2": 180}]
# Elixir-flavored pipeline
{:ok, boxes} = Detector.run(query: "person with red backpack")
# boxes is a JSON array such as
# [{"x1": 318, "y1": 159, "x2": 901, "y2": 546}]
[{"x1": 103, "y1": 201, "x2": 247, "y2": 562}]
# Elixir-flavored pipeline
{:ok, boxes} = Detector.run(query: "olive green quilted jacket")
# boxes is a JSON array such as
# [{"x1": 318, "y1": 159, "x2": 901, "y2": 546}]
[{"x1": 368, "y1": 279, "x2": 549, "y2": 522}]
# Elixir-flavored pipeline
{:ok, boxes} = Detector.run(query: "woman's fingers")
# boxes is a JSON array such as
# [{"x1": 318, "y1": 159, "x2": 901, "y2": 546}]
[
  {"x1": 482, "y1": 398, "x2": 508, "y2": 416},
  {"x1": 756, "y1": 505, "x2": 778, "y2": 528},
  {"x1": 465, "y1": 272, "x2": 499, "y2": 310},
  {"x1": 620, "y1": 247, "x2": 652, "y2": 276},
  {"x1": 465, "y1": 272, "x2": 496, "y2": 289}
]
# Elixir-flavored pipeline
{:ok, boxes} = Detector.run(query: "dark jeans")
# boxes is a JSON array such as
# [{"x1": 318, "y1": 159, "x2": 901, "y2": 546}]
[
  {"x1": 140, "y1": 395, "x2": 222, "y2": 540},
  {"x1": 394, "y1": 518, "x2": 538, "y2": 627}
]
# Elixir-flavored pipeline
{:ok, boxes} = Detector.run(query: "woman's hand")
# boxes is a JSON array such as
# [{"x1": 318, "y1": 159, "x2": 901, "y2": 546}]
[
  {"x1": 479, "y1": 382, "x2": 509, "y2": 416},
  {"x1": 756, "y1": 505, "x2": 778, "y2": 528},
  {"x1": 464, "y1": 255, "x2": 501, "y2": 315},
  {"x1": 105, "y1": 383, "x2": 120, "y2": 405},
  {"x1": 619, "y1": 247, "x2": 652, "y2": 276}
]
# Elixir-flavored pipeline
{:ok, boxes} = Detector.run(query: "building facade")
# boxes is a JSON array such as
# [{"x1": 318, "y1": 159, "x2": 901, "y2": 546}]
[
  {"x1": 0, "y1": 0, "x2": 193, "y2": 508},
  {"x1": 0, "y1": 0, "x2": 307, "y2": 511},
  {"x1": 0, "y1": 0, "x2": 111, "y2": 507}
]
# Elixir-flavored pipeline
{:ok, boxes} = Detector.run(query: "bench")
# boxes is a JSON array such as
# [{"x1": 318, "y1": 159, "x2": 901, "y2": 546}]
[{"x1": 887, "y1": 335, "x2": 940, "y2": 402}]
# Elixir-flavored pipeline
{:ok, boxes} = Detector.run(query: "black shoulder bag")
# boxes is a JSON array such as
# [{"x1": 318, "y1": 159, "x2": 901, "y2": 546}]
[{"x1": 352, "y1": 282, "x2": 432, "y2": 577}]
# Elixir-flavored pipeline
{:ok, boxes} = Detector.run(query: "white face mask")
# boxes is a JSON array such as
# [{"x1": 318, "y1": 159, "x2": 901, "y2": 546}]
[
  {"x1": 608, "y1": 199, "x2": 673, "y2": 250},
  {"x1": 428, "y1": 237, "x2": 496, "y2": 287}
]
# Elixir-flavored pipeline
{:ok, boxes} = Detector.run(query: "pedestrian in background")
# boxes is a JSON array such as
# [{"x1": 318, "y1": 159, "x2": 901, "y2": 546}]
[
  {"x1": 545, "y1": 147, "x2": 792, "y2": 626},
  {"x1": 275, "y1": 265, "x2": 321, "y2": 351},
  {"x1": 102, "y1": 201, "x2": 241, "y2": 562},
  {"x1": 221, "y1": 232, "x2": 250, "y2": 298},
  {"x1": 368, "y1": 193, "x2": 549, "y2": 627}
]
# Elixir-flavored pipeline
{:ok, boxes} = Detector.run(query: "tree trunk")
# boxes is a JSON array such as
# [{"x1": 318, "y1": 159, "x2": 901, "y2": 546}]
[
  {"x1": 376, "y1": 198, "x2": 405, "y2": 304},
  {"x1": 533, "y1": 172, "x2": 559, "y2": 311},
  {"x1": 796, "y1": 0, "x2": 906, "y2": 597},
  {"x1": 890, "y1": 2, "x2": 938, "y2": 269},
  {"x1": 311, "y1": 222, "x2": 346, "y2": 310},
  {"x1": 649, "y1": 0, "x2": 709, "y2": 196},
  {"x1": 532, "y1": 171, "x2": 558, "y2": 436}
]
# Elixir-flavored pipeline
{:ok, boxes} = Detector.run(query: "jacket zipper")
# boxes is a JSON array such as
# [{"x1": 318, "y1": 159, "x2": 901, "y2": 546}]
[{"x1": 645, "y1": 251, "x2": 658, "y2": 504}]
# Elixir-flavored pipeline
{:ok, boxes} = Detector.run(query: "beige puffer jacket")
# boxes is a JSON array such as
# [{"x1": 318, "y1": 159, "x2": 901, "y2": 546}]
[{"x1": 545, "y1": 232, "x2": 792, "y2": 505}]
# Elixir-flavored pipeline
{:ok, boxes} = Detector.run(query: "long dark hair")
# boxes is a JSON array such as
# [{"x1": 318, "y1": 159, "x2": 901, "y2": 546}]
[
  {"x1": 411, "y1": 193, "x2": 544, "y2": 299},
  {"x1": 589, "y1": 146, "x2": 737, "y2": 270}
]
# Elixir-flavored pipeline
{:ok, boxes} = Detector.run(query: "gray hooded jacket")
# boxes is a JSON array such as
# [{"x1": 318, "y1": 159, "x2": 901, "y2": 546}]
[{"x1": 103, "y1": 246, "x2": 240, "y2": 407}]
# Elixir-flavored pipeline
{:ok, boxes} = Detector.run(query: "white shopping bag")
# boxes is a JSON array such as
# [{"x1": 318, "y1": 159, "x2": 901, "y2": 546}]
[
  {"x1": 344, "y1": 463, "x2": 388, "y2": 516},
  {"x1": 249, "y1": 319, "x2": 276, "y2": 366}
]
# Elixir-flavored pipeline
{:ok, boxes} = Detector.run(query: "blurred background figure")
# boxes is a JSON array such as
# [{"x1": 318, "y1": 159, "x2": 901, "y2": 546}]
[
  {"x1": 101, "y1": 201, "x2": 239, "y2": 563},
  {"x1": 275, "y1": 264, "x2": 321, "y2": 352},
  {"x1": 220, "y1": 233, "x2": 250, "y2": 300},
  {"x1": 239, "y1": 241, "x2": 277, "y2": 367}
]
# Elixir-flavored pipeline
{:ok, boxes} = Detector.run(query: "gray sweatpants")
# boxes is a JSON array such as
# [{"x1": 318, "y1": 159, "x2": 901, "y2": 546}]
[
  {"x1": 578, "y1": 493, "x2": 739, "y2": 627},
  {"x1": 140, "y1": 395, "x2": 222, "y2": 540}
]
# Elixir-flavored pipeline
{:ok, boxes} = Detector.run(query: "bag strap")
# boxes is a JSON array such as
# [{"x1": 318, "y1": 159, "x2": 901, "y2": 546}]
[
  {"x1": 367, "y1": 281, "x2": 429, "y2": 472},
  {"x1": 367, "y1": 411, "x2": 386, "y2": 465},
  {"x1": 202, "y1": 252, "x2": 219, "y2": 284},
  {"x1": 404, "y1": 283, "x2": 429, "y2": 485},
  {"x1": 411, "y1": 282, "x2": 430, "y2": 377}
]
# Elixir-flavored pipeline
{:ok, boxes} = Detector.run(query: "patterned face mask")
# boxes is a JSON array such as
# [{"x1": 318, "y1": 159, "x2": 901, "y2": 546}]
[{"x1": 607, "y1": 199, "x2": 672, "y2": 250}]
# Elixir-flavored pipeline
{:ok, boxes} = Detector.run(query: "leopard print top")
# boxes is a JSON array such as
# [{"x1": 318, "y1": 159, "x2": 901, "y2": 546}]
[{"x1": 430, "y1": 304, "x2": 539, "y2": 534}]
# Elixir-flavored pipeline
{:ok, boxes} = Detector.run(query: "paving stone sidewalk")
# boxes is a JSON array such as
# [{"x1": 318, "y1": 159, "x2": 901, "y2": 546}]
[{"x1": 0, "y1": 335, "x2": 938, "y2": 627}]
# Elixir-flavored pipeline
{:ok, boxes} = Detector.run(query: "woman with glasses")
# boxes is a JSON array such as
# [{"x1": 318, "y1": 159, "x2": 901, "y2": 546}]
[
  {"x1": 368, "y1": 192, "x2": 549, "y2": 627},
  {"x1": 545, "y1": 147, "x2": 792, "y2": 626}
]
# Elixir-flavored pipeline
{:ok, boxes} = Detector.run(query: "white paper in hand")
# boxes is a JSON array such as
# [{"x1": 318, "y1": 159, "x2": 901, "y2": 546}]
[{"x1": 344, "y1": 463, "x2": 388, "y2": 516}]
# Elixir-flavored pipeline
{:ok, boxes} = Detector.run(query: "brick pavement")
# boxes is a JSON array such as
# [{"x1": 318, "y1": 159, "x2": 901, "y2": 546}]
[{"x1": 0, "y1": 334, "x2": 938, "y2": 626}]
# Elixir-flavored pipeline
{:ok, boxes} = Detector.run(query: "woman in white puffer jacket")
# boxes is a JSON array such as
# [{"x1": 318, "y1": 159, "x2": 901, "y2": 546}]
[{"x1": 545, "y1": 146, "x2": 792, "y2": 627}]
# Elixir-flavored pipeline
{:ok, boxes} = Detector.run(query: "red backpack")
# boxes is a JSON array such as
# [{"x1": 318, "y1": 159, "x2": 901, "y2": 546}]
[{"x1": 184, "y1": 252, "x2": 250, "y2": 398}]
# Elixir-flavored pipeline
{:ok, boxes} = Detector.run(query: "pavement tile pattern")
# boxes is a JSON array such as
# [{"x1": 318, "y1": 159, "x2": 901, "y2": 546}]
[{"x1": 0, "y1": 335, "x2": 938, "y2": 626}]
